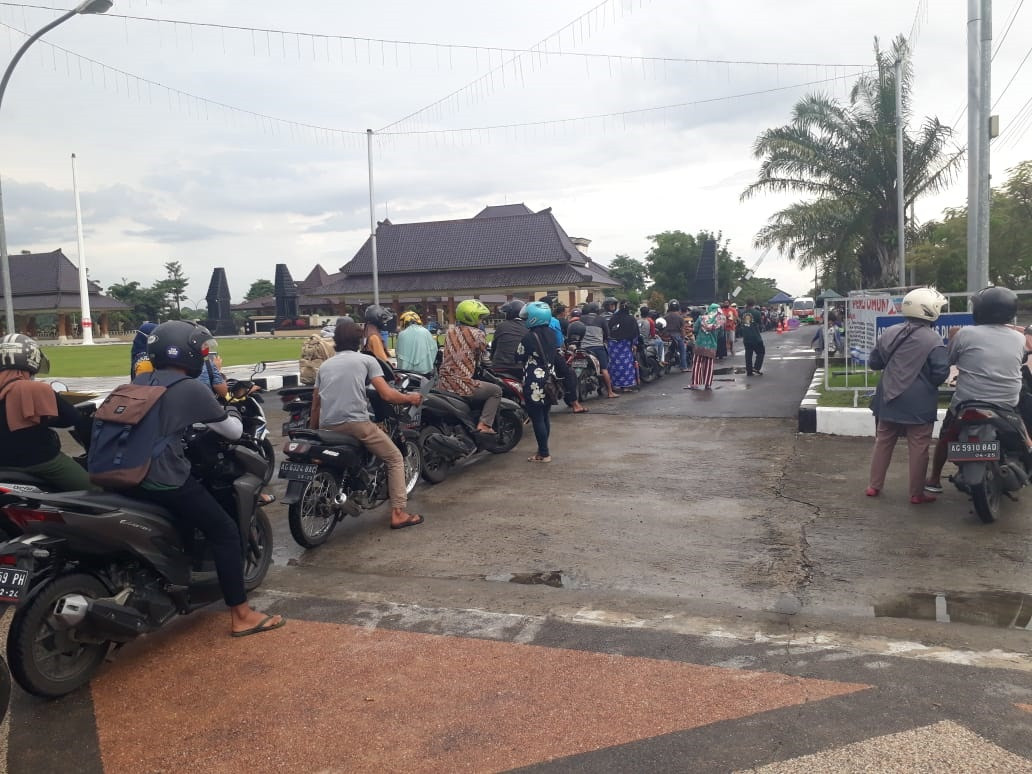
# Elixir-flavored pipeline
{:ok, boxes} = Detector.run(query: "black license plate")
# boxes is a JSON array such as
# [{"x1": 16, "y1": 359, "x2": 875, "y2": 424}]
[
  {"x1": 0, "y1": 567, "x2": 29, "y2": 603},
  {"x1": 278, "y1": 461, "x2": 318, "y2": 481},
  {"x1": 948, "y1": 441, "x2": 1000, "y2": 462}
]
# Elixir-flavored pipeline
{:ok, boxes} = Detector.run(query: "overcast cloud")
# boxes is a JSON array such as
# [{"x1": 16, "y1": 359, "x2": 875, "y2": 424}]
[{"x1": 0, "y1": 0, "x2": 1028, "y2": 300}]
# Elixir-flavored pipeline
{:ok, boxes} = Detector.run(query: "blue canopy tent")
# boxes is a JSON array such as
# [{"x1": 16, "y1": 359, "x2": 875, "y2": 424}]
[{"x1": 767, "y1": 291, "x2": 794, "y2": 304}]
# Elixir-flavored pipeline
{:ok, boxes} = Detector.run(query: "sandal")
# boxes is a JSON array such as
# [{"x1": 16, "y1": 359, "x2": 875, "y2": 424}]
[{"x1": 528, "y1": 455, "x2": 552, "y2": 463}]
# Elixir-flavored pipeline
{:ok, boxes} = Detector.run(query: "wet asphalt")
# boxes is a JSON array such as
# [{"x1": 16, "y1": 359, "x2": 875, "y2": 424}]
[{"x1": 9, "y1": 326, "x2": 1032, "y2": 772}]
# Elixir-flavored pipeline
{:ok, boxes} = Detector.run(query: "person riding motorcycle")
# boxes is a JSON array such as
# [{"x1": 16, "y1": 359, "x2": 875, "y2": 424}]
[
  {"x1": 578, "y1": 301, "x2": 619, "y2": 399},
  {"x1": 926, "y1": 286, "x2": 1031, "y2": 493},
  {"x1": 395, "y1": 311, "x2": 437, "y2": 376},
  {"x1": 438, "y1": 299, "x2": 502, "y2": 434},
  {"x1": 363, "y1": 304, "x2": 394, "y2": 363},
  {"x1": 310, "y1": 320, "x2": 424, "y2": 529},
  {"x1": 125, "y1": 320, "x2": 284, "y2": 637},
  {"x1": 663, "y1": 301, "x2": 689, "y2": 371},
  {"x1": 490, "y1": 300, "x2": 526, "y2": 372},
  {"x1": 0, "y1": 334, "x2": 94, "y2": 491}
]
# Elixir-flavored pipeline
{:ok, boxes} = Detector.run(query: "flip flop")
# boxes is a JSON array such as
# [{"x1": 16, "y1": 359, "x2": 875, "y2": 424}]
[
  {"x1": 232, "y1": 614, "x2": 286, "y2": 638},
  {"x1": 391, "y1": 514, "x2": 424, "y2": 529},
  {"x1": 572, "y1": 408, "x2": 589, "y2": 414},
  {"x1": 923, "y1": 484, "x2": 944, "y2": 494},
  {"x1": 528, "y1": 455, "x2": 552, "y2": 463},
  {"x1": 259, "y1": 493, "x2": 276, "y2": 505}
]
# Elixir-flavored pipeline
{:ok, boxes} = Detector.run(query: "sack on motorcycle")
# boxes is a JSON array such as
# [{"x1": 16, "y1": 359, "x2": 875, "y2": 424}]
[{"x1": 87, "y1": 383, "x2": 173, "y2": 489}]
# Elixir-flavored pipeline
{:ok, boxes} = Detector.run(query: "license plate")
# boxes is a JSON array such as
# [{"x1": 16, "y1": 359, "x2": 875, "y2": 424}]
[
  {"x1": 0, "y1": 567, "x2": 29, "y2": 602},
  {"x1": 278, "y1": 461, "x2": 318, "y2": 481},
  {"x1": 948, "y1": 441, "x2": 1000, "y2": 462}
]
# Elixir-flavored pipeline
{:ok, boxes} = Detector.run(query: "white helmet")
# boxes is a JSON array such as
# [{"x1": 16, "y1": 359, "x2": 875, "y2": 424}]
[
  {"x1": 901, "y1": 287, "x2": 947, "y2": 323},
  {"x1": 655, "y1": 317, "x2": 667, "y2": 330}
]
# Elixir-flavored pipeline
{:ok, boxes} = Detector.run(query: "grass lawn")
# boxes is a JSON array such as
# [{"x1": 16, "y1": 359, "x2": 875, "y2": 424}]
[
  {"x1": 817, "y1": 369, "x2": 950, "y2": 409},
  {"x1": 46, "y1": 338, "x2": 305, "y2": 378}
]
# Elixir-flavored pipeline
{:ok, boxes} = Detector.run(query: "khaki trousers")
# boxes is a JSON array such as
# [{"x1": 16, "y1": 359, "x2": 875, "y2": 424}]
[
  {"x1": 868, "y1": 420, "x2": 934, "y2": 499},
  {"x1": 325, "y1": 421, "x2": 406, "y2": 511}
]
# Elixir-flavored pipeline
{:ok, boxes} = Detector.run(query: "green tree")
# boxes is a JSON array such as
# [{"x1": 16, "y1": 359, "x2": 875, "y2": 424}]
[
  {"x1": 153, "y1": 261, "x2": 189, "y2": 319},
  {"x1": 644, "y1": 230, "x2": 748, "y2": 302},
  {"x1": 742, "y1": 36, "x2": 963, "y2": 289},
  {"x1": 605, "y1": 255, "x2": 648, "y2": 299},
  {"x1": 910, "y1": 160, "x2": 1032, "y2": 291},
  {"x1": 244, "y1": 278, "x2": 275, "y2": 301},
  {"x1": 107, "y1": 279, "x2": 166, "y2": 328}
]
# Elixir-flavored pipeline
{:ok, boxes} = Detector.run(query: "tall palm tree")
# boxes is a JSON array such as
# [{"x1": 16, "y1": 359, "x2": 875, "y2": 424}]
[{"x1": 741, "y1": 36, "x2": 963, "y2": 289}]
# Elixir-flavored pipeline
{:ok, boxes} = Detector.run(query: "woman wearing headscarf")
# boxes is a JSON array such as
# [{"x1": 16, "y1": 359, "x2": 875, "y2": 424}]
[
  {"x1": 0, "y1": 334, "x2": 95, "y2": 491},
  {"x1": 607, "y1": 301, "x2": 639, "y2": 391},
  {"x1": 517, "y1": 302, "x2": 562, "y2": 462},
  {"x1": 687, "y1": 303, "x2": 723, "y2": 390},
  {"x1": 866, "y1": 288, "x2": 949, "y2": 505}
]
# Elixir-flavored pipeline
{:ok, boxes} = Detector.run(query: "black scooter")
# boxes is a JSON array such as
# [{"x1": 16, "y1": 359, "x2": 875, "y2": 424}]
[
  {"x1": 0, "y1": 429, "x2": 273, "y2": 698},
  {"x1": 225, "y1": 362, "x2": 275, "y2": 483}
]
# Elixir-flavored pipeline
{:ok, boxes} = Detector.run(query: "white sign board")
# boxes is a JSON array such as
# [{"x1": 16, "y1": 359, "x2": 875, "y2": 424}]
[{"x1": 846, "y1": 293, "x2": 898, "y2": 363}]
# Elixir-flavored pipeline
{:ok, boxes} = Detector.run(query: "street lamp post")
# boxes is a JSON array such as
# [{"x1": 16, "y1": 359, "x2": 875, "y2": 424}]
[{"x1": 0, "y1": 0, "x2": 114, "y2": 335}]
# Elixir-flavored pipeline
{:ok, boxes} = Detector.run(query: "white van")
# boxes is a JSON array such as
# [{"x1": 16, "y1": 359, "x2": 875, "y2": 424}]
[{"x1": 792, "y1": 297, "x2": 815, "y2": 318}]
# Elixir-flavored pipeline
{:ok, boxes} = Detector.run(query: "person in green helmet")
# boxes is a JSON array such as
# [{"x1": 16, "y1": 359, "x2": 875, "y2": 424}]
[{"x1": 439, "y1": 299, "x2": 501, "y2": 434}]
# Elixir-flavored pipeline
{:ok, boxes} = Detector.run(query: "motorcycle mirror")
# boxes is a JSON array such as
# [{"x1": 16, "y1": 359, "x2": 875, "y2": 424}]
[
  {"x1": 49, "y1": 381, "x2": 68, "y2": 393},
  {"x1": 254, "y1": 362, "x2": 267, "y2": 374}
]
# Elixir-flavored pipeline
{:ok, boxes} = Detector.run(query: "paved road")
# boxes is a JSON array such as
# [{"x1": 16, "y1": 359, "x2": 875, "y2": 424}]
[{"x1": 7, "y1": 327, "x2": 1032, "y2": 772}]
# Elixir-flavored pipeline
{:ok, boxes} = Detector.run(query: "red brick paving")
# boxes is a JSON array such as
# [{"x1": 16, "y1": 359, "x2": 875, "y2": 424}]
[{"x1": 90, "y1": 613, "x2": 870, "y2": 773}]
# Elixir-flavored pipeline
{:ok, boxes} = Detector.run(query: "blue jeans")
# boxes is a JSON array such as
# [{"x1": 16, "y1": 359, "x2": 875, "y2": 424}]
[
  {"x1": 670, "y1": 337, "x2": 687, "y2": 369},
  {"x1": 526, "y1": 402, "x2": 551, "y2": 457}
]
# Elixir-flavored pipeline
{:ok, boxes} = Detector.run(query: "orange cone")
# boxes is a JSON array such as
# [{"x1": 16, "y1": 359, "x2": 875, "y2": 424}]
[{"x1": 776, "y1": 320, "x2": 784, "y2": 334}]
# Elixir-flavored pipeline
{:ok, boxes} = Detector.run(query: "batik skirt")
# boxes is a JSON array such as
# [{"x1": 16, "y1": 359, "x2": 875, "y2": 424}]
[{"x1": 608, "y1": 339, "x2": 637, "y2": 388}]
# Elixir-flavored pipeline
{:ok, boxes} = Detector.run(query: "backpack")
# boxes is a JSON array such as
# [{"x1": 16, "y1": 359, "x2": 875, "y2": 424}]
[
  {"x1": 87, "y1": 375, "x2": 188, "y2": 489},
  {"x1": 299, "y1": 335, "x2": 333, "y2": 385}
]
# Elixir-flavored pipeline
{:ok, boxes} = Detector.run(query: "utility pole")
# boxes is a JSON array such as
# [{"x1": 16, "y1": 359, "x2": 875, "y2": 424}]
[
  {"x1": 966, "y1": 0, "x2": 992, "y2": 293},
  {"x1": 894, "y1": 56, "x2": 906, "y2": 289},
  {"x1": 71, "y1": 153, "x2": 94, "y2": 344},
  {"x1": 366, "y1": 128, "x2": 380, "y2": 307}
]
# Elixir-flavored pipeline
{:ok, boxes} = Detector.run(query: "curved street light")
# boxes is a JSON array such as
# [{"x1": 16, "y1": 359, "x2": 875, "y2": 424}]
[{"x1": 0, "y1": 0, "x2": 114, "y2": 334}]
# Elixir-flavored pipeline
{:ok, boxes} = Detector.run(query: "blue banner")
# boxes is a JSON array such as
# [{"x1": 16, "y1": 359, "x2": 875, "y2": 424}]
[{"x1": 875, "y1": 313, "x2": 974, "y2": 344}]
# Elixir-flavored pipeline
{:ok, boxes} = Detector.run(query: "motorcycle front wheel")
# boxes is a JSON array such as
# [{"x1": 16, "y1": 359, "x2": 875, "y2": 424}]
[
  {"x1": 243, "y1": 507, "x2": 274, "y2": 590},
  {"x1": 288, "y1": 471, "x2": 340, "y2": 548},
  {"x1": 259, "y1": 438, "x2": 276, "y2": 485},
  {"x1": 7, "y1": 573, "x2": 111, "y2": 698},
  {"x1": 488, "y1": 409, "x2": 524, "y2": 454},
  {"x1": 418, "y1": 427, "x2": 452, "y2": 484},
  {"x1": 971, "y1": 464, "x2": 1003, "y2": 524}
]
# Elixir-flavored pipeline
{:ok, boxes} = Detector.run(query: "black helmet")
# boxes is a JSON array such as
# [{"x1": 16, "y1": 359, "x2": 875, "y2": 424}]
[
  {"x1": 971, "y1": 286, "x2": 1017, "y2": 325},
  {"x1": 667, "y1": 300, "x2": 680, "y2": 312},
  {"x1": 146, "y1": 320, "x2": 212, "y2": 377},
  {"x1": 602, "y1": 296, "x2": 618, "y2": 312},
  {"x1": 500, "y1": 300, "x2": 525, "y2": 320},
  {"x1": 583, "y1": 301, "x2": 600, "y2": 315},
  {"x1": 363, "y1": 304, "x2": 395, "y2": 330},
  {"x1": 0, "y1": 333, "x2": 50, "y2": 375}
]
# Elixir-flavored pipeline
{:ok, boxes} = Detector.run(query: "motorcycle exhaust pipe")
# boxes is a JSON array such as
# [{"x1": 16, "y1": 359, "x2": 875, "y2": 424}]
[
  {"x1": 424, "y1": 433, "x2": 474, "y2": 460},
  {"x1": 333, "y1": 490, "x2": 361, "y2": 517},
  {"x1": 53, "y1": 594, "x2": 151, "y2": 642}
]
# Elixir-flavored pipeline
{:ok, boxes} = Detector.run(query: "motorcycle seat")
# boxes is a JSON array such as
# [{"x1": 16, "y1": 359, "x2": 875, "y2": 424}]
[
  {"x1": 290, "y1": 428, "x2": 365, "y2": 449},
  {"x1": 278, "y1": 386, "x2": 314, "y2": 398},
  {"x1": 0, "y1": 470, "x2": 48, "y2": 486},
  {"x1": 77, "y1": 492, "x2": 173, "y2": 519}
]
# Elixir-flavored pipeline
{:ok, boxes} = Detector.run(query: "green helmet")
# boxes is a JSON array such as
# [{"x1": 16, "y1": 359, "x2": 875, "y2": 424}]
[{"x1": 455, "y1": 299, "x2": 490, "y2": 326}]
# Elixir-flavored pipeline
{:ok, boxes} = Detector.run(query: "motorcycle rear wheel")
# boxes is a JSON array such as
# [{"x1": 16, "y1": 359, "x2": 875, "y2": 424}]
[
  {"x1": 577, "y1": 370, "x2": 597, "y2": 402},
  {"x1": 971, "y1": 464, "x2": 1002, "y2": 524},
  {"x1": 487, "y1": 409, "x2": 523, "y2": 454},
  {"x1": 7, "y1": 573, "x2": 111, "y2": 698},
  {"x1": 288, "y1": 471, "x2": 340, "y2": 548},
  {"x1": 243, "y1": 507, "x2": 274, "y2": 590},
  {"x1": 402, "y1": 438, "x2": 422, "y2": 493},
  {"x1": 418, "y1": 427, "x2": 452, "y2": 484}
]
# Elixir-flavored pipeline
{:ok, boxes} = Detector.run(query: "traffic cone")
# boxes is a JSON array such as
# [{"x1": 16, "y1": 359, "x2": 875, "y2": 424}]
[{"x1": 776, "y1": 320, "x2": 784, "y2": 334}]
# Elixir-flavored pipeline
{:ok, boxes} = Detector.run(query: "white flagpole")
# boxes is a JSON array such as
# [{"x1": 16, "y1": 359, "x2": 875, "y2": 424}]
[{"x1": 71, "y1": 153, "x2": 94, "y2": 344}]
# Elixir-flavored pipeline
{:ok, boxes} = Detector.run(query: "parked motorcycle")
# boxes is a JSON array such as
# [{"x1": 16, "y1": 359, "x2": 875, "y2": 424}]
[
  {"x1": 224, "y1": 362, "x2": 275, "y2": 483},
  {"x1": 637, "y1": 340, "x2": 663, "y2": 384},
  {"x1": 0, "y1": 428, "x2": 274, "y2": 698},
  {"x1": 278, "y1": 385, "x2": 315, "y2": 435},
  {"x1": 418, "y1": 373, "x2": 525, "y2": 485},
  {"x1": 947, "y1": 400, "x2": 1032, "y2": 523},
  {"x1": 280, "y1": 373, "x2": 426, "y2": 548},
  {"x1": 563, "y1": 339, "x2": 602, "y2": 402}
]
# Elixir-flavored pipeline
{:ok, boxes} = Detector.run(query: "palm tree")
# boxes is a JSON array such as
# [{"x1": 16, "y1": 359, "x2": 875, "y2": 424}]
[{"x1": 741, "y1": 36, "x2": 963, "y2": 289}]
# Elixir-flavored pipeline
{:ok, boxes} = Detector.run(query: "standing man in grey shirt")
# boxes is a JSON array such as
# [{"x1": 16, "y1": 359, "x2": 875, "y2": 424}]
[
  {"x1": 926, "y1": 287, "x2": 1029, "y2": 493},
  {"x1": 311, "y1": 321, "x2": 424, "y2": 529}
]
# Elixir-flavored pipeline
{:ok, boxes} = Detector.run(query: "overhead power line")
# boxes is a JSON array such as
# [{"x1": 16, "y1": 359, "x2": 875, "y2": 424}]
[
  {"x1": 0, "y1": 17, "x2": 870, "y2": 147},
  {"x1": 992, "y1": 41, "x2": 1032, "y2": 109},
  {"x1": 0, "y1": 2, "x2": 868, "y2": 70},
  {"x1": 993, "y1": 0, "x2": 1025, "y2": 60}
]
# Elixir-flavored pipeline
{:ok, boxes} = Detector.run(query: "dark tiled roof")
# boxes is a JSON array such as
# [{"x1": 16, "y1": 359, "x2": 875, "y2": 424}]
[
  {"x1": 0, "y1": 249, "x2": 129, "y2": 312},
  {"x1": 231, "y1": 293, "x2": 337, "y2": 312},
  {"x1": 338, "y1": 208, "x2": 591, "y2": 275},
  {"x1": 321, "y1": 264, "x2": 617, "y2": 297},
  {"x1": 473, "y1": 203, "x2": 534, "y2": 219},
  {"x1": 299, "y1": 264, "x2": 330, "y2": 291}
]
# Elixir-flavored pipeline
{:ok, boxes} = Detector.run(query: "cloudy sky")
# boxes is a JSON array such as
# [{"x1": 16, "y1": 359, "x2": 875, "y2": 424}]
[{"x1": 0, "y1": 0, "x2": 1028, "y2": 301}]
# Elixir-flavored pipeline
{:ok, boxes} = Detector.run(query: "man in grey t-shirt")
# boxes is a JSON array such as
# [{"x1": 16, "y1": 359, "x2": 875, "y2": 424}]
[{"x1": 311, "y1": 322, "x2": 424, "y2": 529}]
